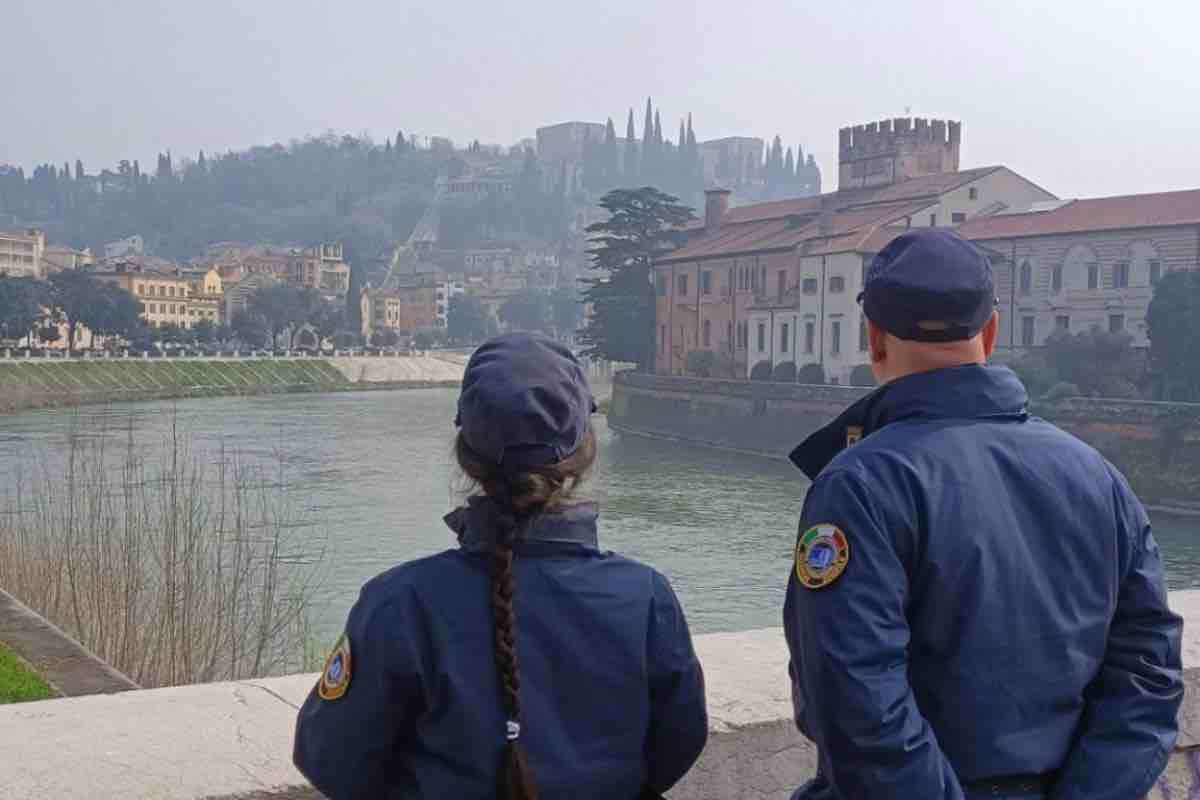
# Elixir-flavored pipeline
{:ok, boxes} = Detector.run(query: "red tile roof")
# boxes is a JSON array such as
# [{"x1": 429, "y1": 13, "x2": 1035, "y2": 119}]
[
  {"x1": 661, "y1": 167, "x2": 1018, "y2": 263},
  {"x1": 957, "y1": 188, "x2": 1200, "y2": 240}
]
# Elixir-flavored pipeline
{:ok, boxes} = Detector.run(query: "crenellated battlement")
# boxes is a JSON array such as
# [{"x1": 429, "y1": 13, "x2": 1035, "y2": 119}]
[{"x1": 838, "y1": 117, "x2": 962, "y2": 190}]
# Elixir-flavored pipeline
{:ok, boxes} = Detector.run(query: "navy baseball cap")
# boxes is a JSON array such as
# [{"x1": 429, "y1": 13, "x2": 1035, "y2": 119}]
[
  {"x1": 859, "y1": 228, "x2": 998, "y2": 343},
  {"x1": 455, "y1": 333, "x2": 597, "y2": 470}
]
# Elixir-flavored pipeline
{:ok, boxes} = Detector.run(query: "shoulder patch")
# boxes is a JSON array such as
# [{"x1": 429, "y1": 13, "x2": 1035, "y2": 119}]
[
  {"x1": 318, "y1": 633, "x2": 352, "y2": 701},
  {"x1": 795, "y1": 524, "x2": 851, "y2": 590}
]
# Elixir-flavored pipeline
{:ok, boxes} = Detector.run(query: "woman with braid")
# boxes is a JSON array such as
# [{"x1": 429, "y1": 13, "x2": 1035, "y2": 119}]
[{"x1": 294, "y1": 333, "x2": 709, "y2": 799}]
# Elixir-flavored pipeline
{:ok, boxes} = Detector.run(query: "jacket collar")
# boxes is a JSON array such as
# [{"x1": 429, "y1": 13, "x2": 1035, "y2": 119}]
[
  {"x1": 445, "y1": 495, "x2": 600, "y2": 552},
  {"x1": 789, "y1": 364, "x2": 1029, "y2": 480}
]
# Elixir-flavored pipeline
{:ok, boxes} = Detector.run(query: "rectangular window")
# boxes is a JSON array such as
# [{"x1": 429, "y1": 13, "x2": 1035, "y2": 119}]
[
  {"x1": 859, "y1": 318, "x2": 868, "y2": 352},
  {"x1": 659, "y1": 325, "x2": 665, "y2": 354},
  {"x1": 656, "y1": 275, "x2": 667, "y2": 297},
  {"x1": 1087, "y1": 264, "x2": 1099, "y2": 290},
  {"x1": 802, "y1": 278, "x2": 818, "y2": 295},
  {"x1": 805, "y1": 322, "x2": 815, "y2": 354},
  {"x1": 831, "y1": 321, "x2": 841, "y2": 355},
  {"x1": 136, "y1": 284, "x2": 144, "y2": 296},
  {"x1": 777, "y1": 270, "x2": 786, "y2": 300},
  {"x1": 1109, "y1": 314, "x2": 1125, "y2": 333},
  {"x1": 702, "y1": 319, "x2": 711, "y2": 347},
  {"x1": 1114, "y1": 262, "x2": 1130, "y2": 289},
  {"x1": 701, "y1": 271, "x2": 712, "y2": 295},
  {"x1": 1052, "y1": 265, "x2": 1063, "y2": 291},
  {"x1": 929, "y1": 213, "x2": 937, "y2": 227},
  {"x1": 829, "y1": 276, "x2": 846, "y2": 293},
  {"x1": 756, "y1": 323, "x2": 766, "y2": 352},
  {"x1": 168, "y1": 286, "x2": 176, "y2": 297},
  {"x1": 951, "y1": 212, "x2": 967, "y2": 224},
  {"x1": 727, "y1": 321, "x2": 732, "y2": 346},
  {"x1": 1150, "y1": 261, "x2": 1162, "y2": 285},
  {"x1": 1021, "y1": 316, "x2": 1035, "y2": 346},
  {"x1": 1055, "y1": 315, "x2": 1070, "y2": 332},
  {"x1": 781, "y1": 323, "x2": 789, "y2": 353},
  {"x1": 968, "y1": 187, "x2": 979, "y2": 201},
  {"x1": 760, "y1": 266, "x2": 766, "y2": 293},
  {"x1": 678, "y1": 274, "x2": 689, "y2": 295}
]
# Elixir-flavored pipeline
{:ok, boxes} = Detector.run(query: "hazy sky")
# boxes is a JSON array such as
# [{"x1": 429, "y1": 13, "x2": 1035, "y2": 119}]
[{"x1": 5, "y1": 0, "x2": 1198, "y2": 199}]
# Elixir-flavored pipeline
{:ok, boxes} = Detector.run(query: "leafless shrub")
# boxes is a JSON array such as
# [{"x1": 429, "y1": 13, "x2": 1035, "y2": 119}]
[{"x1": 0, "y1": 411, "x2": 325, "y2": 688}]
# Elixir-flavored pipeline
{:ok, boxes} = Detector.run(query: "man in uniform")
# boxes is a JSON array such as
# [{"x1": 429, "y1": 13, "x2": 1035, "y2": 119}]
[{"x1": 783, "y1": 228, "x2": 1183, "y2": 800}]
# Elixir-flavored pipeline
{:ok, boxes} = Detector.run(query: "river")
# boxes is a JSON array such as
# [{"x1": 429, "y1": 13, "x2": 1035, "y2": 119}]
[{"x1": 1, "y1": 388, "x2": 1198, "y2": 645}]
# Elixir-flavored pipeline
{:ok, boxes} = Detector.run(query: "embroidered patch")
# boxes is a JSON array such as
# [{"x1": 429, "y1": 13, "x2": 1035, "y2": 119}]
[
  {"x1": 318, "y1": 634, "x2": 352, "y2": 701},
  {"x1": 846, "y1": 426, "x2": 863, "y2": 447},
  {"x1": 795, "y1": 524, "x2": 851, "y2": 590}
]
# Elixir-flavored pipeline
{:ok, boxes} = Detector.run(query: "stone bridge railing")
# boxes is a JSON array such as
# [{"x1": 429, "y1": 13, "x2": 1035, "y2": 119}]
[{"x1": 3, "y1": 593, "x2": 1200, "y2": 799}]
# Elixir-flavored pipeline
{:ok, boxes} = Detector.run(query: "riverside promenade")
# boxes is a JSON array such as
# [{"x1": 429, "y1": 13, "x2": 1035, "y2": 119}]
[{"x1": 3, "y1": 593, "x2": 1200, "y2": 799}]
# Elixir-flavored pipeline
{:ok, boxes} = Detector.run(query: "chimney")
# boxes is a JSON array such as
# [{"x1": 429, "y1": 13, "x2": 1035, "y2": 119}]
[{"x1": 704, "y1": 188, "x2": 732, "y2": 232}]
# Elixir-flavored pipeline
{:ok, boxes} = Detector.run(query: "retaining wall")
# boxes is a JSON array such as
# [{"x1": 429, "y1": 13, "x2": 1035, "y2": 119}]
[
  {"x1": 610, "y1": 372, "x2": 1200, "y2": 506},
  {"x1": 3, "y1": 593, "x2": 1200, "y2": 799},
  {"x1": 0, "y1": 354, "x2": 467, "y2": 413}
]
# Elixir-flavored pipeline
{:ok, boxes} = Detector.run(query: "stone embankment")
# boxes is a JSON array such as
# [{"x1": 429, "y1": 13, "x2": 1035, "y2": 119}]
[
  {"x1": 0, "y1": 353, "x2": 467, "y2": 413},
  {"x1": 609, "y1": 371, "x2": 1200, "y2": 509},
  {"x1": 2, "y1": 592, "x2": 1200, "y2": 799}
]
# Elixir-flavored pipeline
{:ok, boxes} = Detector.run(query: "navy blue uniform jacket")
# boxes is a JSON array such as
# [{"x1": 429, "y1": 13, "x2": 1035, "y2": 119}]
[
  {"x1": 784, "y1": 365, "x2": 1182, "y2": 800},
  {"x1": 294, "y1": 499, "x2": 708, "y2": 799}
]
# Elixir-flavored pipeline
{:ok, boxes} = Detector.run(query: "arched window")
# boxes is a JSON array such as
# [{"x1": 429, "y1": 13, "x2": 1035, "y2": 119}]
[{"x1": 1019, "y1": 262, "x2": 1032, "y2": 295}]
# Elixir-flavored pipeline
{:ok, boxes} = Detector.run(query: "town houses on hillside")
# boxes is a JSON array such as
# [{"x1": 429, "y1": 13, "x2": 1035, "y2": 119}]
[{"x1": 651, "y1": 116, "x2": 1200, "y2": 385}]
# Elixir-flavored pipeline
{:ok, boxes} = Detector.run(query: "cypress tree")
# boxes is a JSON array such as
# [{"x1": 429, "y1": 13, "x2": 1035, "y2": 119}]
[
  {"x1": 624, "y1": 110, "x2": 639, "y2": 182},
  {"x1": 603, "y1": 117, "x2": 619, "y2": 189},
  {"x1": 784, "y1": 147, "x2": 795, "y2": 181},
  {"x1": 642, "y1": 98, "x2": 655, "y2": 181},
  {"x1": 75, "y1": 160, "x2": 84, "y2": 180}
]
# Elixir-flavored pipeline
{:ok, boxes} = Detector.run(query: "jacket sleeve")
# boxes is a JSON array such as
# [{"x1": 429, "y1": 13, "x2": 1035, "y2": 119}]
[
  {"x1": 784, "y1": 470, "x2": 964, "y2": 800},
  {"x1": 293, "y1": 583, "x2": 426, "y2": 799},
  {"x1": 644, "y1": 570, "x2": 708, "y2": 794},
  {"x1": 1053, "y1": 469, "x2": 1183, "y2": 800}
]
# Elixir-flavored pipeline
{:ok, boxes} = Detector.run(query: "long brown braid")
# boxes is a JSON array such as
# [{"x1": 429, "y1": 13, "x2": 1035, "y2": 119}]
[{"x1": 455, "y1": 430, "x2": 597, "y2": 800}]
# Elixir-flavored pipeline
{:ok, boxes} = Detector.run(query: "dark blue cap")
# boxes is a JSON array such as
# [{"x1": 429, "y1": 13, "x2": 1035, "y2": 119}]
[
  {"x1": 859, "y1": 228, "x2": 997, "y2": 343},
  {"x1": 455, "y1": 333, "x2": 596, "y2": 470}
]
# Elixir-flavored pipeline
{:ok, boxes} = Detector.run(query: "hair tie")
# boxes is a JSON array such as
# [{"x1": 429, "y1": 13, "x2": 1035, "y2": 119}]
[{"x1": 505, "y1": 720, "x2": 521, "y2": 741}]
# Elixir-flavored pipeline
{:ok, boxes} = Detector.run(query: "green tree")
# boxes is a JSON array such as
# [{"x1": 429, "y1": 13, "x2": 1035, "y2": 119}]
[
  {"x1": 192, "y1": 318, "x2": 217, "y2": 344},
  {"x1": 1044, "y1": 327, "x2": 1141, "y2": 398},
  {"x1": 1147, "y1": 269, "x2": 1200, "y2": 400},
  {"x1": 247, "y1": 285, "x2": 319, "y2": 348},
  {"x1": 500, "y1": 290, "x2": 549, "y2": 333},
  {"x1": 231, "y1": 310, "x2": 269, "y2": 349},
  {"x1": 447, "y1": 294, "x2": 488, "y2": 343},
  {"x1": 371, "y1": 327, "x2": 400, "y2": 347},
  {"x1": 578, "y1": 187, "x2": 695, "y2": 370},
  {"x1": 46, "y1": 272, "x2": 137, "y2": 353},
  {"x1": 624, "y1": 110, "x2": 639, "y2": 182},
  {"x1": 0, "y1": 276, "x2": 46, "y2": 342},
  {"x1": 549, "y1": 286, "x2": 583, "y2": 338},
  {"x1": 310, "y1": 298, "x2": 347, "y2": 348}
]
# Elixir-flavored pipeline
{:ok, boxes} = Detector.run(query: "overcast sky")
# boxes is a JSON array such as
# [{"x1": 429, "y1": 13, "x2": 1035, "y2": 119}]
[{"x1": 4, "y1": 0, "x2": 1197, "y2": 199}]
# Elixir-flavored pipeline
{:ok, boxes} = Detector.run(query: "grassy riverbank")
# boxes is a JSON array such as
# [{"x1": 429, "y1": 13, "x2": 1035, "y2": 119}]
[
  {"x1": 0, "y1": 642, "x2": 53, "y2": 704},
  {"x1": 0, "y1": 359, "x2": 351, "y2": 413}
]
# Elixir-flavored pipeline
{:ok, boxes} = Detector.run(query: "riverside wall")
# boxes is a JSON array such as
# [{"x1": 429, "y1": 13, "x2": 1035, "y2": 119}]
[
  {"x1": 610, "y1": 371, "x2": 1200, "y2": 507},
  {"x1": 5, "y1": 593, "x2": 1200, "y2": 799},
  {"x1": 0, "y1": 353, "x2": 468, "y2": 414}
]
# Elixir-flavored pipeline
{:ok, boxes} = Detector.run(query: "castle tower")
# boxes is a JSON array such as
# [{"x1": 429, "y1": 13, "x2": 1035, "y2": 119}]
[{"x1": 837, "y1": 118, "x2": 961, "y2": 191}]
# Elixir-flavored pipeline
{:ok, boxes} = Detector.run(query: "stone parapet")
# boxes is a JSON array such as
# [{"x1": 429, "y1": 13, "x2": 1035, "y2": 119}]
[{"x1": 3, "y1": 594, "x2": 1200, "y2": 799}]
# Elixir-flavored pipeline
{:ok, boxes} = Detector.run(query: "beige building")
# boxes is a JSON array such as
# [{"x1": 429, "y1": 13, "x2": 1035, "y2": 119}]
[
  {"x1": 209, "y1": 242, "x2": 350, "y2": 298},
  {"x1": 92, "y1": 263, "x2": 196, "y2": 329},
  {"x1": 183, "y1": 268, "x2": 224, "y2": 327},
  {"x1": 0, "y1": 229, "x2": 46, "y2": 278},
  {"x1": 654, "y1": 119, "x2": 1058, "y2": 384},
  {"x1": 958, "y1": 190, "x2": 1200, "y2": 350}
]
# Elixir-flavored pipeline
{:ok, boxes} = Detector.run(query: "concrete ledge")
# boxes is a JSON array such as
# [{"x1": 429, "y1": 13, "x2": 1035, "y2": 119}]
[
  {"x1": 0, "y1": 588, "x2": 138, "y2": 698},
  {"x1": 2, "y1": 594, "x2": 1200, "y2": 799}
]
